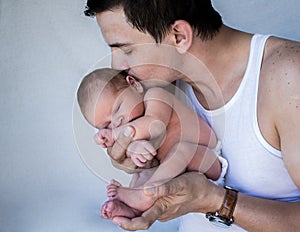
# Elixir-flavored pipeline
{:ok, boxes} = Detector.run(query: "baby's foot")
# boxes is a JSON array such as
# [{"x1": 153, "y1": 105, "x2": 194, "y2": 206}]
[
  {"x1": 107, "y1": 180, "x2": 155, "y2": 212},
  {"x1": 101, "y1": 199, "x2": 141, "y2": 219},
  {"x1": 106, "y1": 179, "x2": 122, "y2": 199}
]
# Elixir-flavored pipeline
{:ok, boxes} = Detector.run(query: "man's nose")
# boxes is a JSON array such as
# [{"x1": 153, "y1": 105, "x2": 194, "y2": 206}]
[{"x1": 111, "y1": 51, "x2": 130, "y2": 70}]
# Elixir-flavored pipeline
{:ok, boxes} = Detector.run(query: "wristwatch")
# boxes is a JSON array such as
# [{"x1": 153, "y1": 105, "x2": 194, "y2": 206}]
[{"x1": 205, "y1": 186, "x2": 238, "y2": 227}]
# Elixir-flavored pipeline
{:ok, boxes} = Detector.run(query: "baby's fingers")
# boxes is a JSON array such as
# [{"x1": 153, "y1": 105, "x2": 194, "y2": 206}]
[
  {"x1": 145, "y1": 143, "x2": 157, "y2": 157},
  {"x1": 131, "y1": 155, "x2": 146, "y2": 167}
]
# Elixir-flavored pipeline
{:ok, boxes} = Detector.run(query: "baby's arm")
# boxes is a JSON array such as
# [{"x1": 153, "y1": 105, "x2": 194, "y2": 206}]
[
  {"x1": 113, "y1": 87, "x2": 174, "y2": 148},
  {"x1": 127, "y1": 140, "x2": 157, "y2": 167},
  {"x1": 109, "y1": 88, "x2": 174, "y2": 167}
]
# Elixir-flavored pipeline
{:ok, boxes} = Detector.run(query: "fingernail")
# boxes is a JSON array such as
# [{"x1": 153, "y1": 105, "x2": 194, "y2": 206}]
[{"x1": 123, "y1": 127, "x2": 134, "y2": 137}]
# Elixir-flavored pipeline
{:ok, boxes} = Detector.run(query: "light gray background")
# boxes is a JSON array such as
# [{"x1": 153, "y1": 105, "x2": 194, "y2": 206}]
[{"x1": 1, "y1": 1, "x2": 300, "y2": 231}]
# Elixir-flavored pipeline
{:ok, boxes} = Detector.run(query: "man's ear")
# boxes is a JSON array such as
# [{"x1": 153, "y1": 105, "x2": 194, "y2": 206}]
[
  {"x1": 126, "y1": 76, "x2": 144, "y2": 94},
  {"x1": 171, "y1": 20, "x2": 193, "y2": 54}
]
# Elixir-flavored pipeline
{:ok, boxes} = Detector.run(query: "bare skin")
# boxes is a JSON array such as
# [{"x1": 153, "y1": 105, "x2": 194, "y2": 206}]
[
  {"x1": 102, "y1": 142, "x2": 221, "y2": 219},
  {"x1": 102, "y1": 168, "x2": 157, "y2": 219},
  {"x1": 113, "y1": 172, "x2": 300, "y2": 232},
  {"x1": 94, "y1": 7, "x2": 300, "y2": 232},
  {"x1": 101, "y1": 199, "x2": 140, "y2": 219},
  {"x1": 101, "y1": 179, "x2": 147, "y2": 219},
  {"x1": 89, "y1": 83, "x2": 222, "y2": 219},
  {"x1": 105, "y1": 35, "x2": 300, "y2": 231},
  {"x1": 107, "y1": 180, "x2": 155, "y2": 212}
]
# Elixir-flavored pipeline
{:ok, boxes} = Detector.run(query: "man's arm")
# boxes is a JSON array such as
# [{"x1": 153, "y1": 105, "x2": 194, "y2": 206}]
[
  {"x1": 260, "y1": 39, "x2": 300, "y2": 188},
  {"x1": 233, "y1": 54, "x2": 300, "y2": 231},
  {"x1": 271, "y1": 42, "x2": 300, "y2": 188},
  {"x1": 110, "y1": 40, "x2": 300, "y2": 231},
  {"x1": 111, "y1": 172, "x2": 300, "y2": 231}
]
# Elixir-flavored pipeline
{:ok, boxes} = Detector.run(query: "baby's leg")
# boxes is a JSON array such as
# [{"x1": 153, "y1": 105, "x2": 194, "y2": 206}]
[
  {"x1": 101, "y1": 199, "x2": 141, "y2": 219},
  {"x1": 144, "y1": 142, "x2": 198, "y2": 185},
  {"x1": 146, "y1": 142, "x2": 221, "y2": 185},
  {"x1": 104, "y1": 143, "x2": 205, "y2": 212},
  {"x1": 186, "y1": 144, "x2": 221, "y2": 181}
]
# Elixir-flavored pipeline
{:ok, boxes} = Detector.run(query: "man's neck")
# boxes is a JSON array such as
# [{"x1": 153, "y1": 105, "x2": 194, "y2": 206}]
[{"x1": 181, "y1": 26, "x2": 252, "y2": 109}]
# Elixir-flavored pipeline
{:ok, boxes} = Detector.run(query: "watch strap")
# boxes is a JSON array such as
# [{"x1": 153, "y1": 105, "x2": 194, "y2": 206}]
[
  {"x1": 218, "y1": 186, "x2": 238, "y2": 219},
  {"x1": 205, "y1": 186, "x2": 238, "y2": 226}
]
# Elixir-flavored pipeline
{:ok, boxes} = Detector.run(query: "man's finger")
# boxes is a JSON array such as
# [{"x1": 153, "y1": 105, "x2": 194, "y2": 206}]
[
  {"x1": 144, "y1": 175, "x2": 184, "y2": 197},
  {"x1": 145, "y1": 172, "x2": 208, "y2": 198},
  {"x1": 108, "y1": 126, "x2": 135, "y2": 161}
]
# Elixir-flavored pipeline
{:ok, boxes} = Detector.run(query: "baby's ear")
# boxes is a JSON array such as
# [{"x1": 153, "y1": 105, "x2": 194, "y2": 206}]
[{"x1": 126, "y1": 76, "x2": 144, "y2": 94}]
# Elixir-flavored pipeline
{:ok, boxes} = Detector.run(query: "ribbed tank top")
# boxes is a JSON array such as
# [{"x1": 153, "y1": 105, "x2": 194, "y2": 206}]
[{"x1": 177, "y1": 34, "x2": 300, "y2": 201}]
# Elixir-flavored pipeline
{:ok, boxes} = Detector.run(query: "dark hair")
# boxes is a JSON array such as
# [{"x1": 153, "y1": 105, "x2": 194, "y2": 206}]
[{"x1": 84, "y1": 0, "x2": 222, "y2": 42}]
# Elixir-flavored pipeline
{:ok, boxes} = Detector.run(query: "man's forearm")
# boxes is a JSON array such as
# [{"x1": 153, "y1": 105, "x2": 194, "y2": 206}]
[{"x1": 234, "y1": 192, "x2": 300, "y2": 231}]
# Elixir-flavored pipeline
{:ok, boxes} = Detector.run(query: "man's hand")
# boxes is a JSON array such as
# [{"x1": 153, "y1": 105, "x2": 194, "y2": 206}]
[
  {"x1": 95, "y1": 126, "x2": 159, "y2": 174},
  {"x1": 94, "y1": 126, "x2": 135, "y2": 161},
  {"x1": 111, "y1": 172, "x2": 225, "y2": 231}
]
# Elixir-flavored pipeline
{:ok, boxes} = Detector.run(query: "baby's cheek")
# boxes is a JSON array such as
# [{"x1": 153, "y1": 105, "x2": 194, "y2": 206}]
[{"x1": 129, "y1": 102, "x2": 144, "y2": 120}]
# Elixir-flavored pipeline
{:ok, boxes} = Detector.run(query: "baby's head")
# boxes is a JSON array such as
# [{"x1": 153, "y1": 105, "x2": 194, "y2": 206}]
[{"x1": 77, "y1": 68, "x2": 145, "y2": 129}]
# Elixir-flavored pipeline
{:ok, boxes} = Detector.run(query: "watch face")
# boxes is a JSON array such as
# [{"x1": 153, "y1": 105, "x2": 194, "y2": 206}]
[
  {"x1": 209, "y1": 217, "x2": 231, "y2": 228},
  {"x1": 206, "y1": 214, "x2": 232, "y2": 228}
]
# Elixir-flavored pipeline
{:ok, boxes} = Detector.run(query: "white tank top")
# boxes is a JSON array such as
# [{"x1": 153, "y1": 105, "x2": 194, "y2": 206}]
[{"x1": 178, "y1": 34, "x2": 300, "y2": 201}]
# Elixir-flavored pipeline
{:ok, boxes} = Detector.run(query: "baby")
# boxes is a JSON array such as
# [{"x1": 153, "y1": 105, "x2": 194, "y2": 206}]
[{"x1": 77, "y1": 68, "x2": 227, "y2": 220}]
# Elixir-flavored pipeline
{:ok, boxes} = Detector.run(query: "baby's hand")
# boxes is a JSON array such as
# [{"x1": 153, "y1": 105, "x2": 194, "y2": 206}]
[
  {"x1": 127, "y1": 140, "x2": 157, "y2": 167},
  {"x1": 94, "y1": 128, "x2": 114, "y2": 148}
]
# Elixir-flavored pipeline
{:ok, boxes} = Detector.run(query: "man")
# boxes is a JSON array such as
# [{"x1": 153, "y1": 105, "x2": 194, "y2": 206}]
[{"x1": 84, "y1": 0, "x2": 300, "y2": 231}]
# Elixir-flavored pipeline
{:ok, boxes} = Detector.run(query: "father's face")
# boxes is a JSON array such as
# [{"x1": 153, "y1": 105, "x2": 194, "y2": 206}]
[{"x1": 96, "y1": 8, "x2": 182, "y2": 86}]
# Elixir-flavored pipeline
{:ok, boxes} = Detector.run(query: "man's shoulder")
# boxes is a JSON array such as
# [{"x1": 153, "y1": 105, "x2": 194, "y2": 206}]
[
  {"x1": 263, "y1": 37, "x2": 300, "y2": 72},
  {"x1": 258, "y1": 36, "x2": 300, "y2": 124},
  {"x1": 261, "y1": 37, "x2": 300, "y2": 90},
  {"x1": 257, "y1": 37, "x2": 300, "y2": 149}
]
